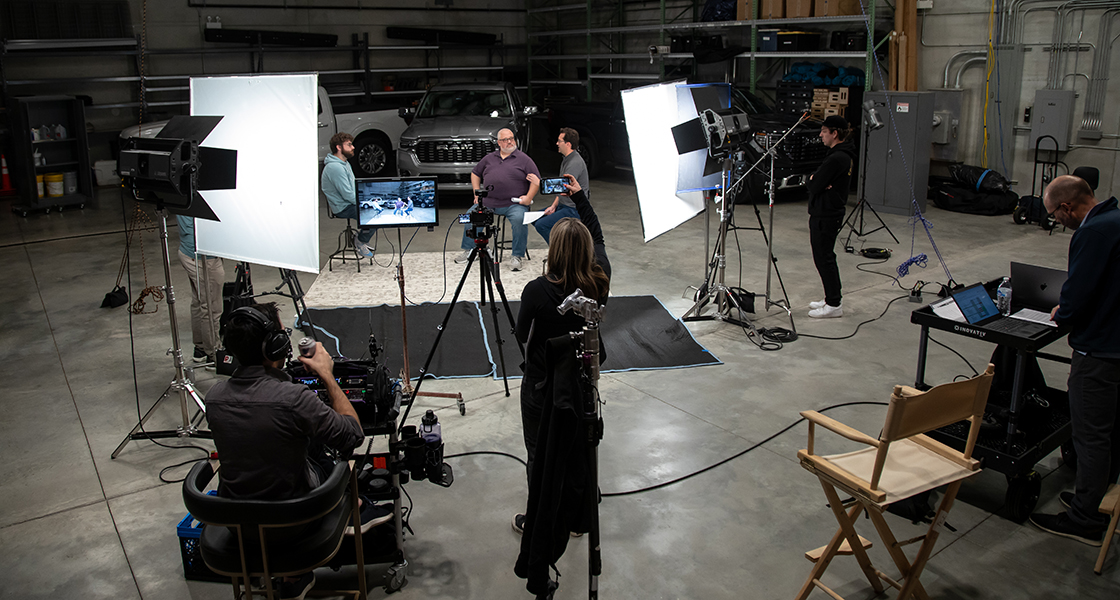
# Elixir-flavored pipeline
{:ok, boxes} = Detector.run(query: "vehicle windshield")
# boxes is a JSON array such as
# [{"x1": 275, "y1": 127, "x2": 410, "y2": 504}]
[
  {"x1": 416, "y1": 90, "x2": 512, "y2": 118},
  {"x1": 731, "y1": 87, "x2": 773, "y2": 116}
]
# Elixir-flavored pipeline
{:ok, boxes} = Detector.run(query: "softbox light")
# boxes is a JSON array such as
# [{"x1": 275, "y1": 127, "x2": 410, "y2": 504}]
[
  {"x1": 624, "y1": 81, "x2": 730, "y2": 242},
  {"x1": 191, "y1": 74, "x2": 320, "y2": 273}
]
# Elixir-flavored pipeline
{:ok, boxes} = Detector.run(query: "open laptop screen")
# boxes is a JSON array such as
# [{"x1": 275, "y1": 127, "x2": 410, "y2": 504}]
[{"x1": 952, "y1": 284, "x2": 1000, "y2": 325}]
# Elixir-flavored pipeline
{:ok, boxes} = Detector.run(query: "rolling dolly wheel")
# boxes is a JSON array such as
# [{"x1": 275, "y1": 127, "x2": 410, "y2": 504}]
[
  {"x1": 384, "y1": 562, "x2": 407, "y2": 593},
  {"x1": 1012, "y1": 205, "x2": 1028, "y2": 225},
  {"x1": 1006, "y1": 470, "x2": 1041, "y2": 522},
  {"x1": 1061, "y1": 440, "x2": 1077, "y2": 470}
]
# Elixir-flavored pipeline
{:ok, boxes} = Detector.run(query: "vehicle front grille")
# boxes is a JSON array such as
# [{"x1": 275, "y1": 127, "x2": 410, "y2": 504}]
[{"x1": 415, "y1": 139, "x2": 496, "y2": 164}]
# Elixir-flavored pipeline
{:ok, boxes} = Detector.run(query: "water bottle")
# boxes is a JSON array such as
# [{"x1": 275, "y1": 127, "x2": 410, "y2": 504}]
[
  {"x1": 996, "y1": 277, "x2": 1012, "y2": 315},
  {"x1": 421, "y1": 410, "x2": 444, "y2": 484},
  {"x1": 420, "y1": 410, "x2": 441, "y2": 444}
]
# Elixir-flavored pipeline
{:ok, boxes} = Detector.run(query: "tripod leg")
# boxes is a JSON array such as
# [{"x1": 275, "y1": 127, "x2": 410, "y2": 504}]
[
  {"x1": 478, "y1": 248, "x2": 511, "y2": 397},
  {"x1": 485, "y1": 249, "x2": 526, "y2": 360}
]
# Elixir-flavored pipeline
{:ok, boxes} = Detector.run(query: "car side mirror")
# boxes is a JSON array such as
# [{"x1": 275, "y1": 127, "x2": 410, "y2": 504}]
[{"x1": 399, "y1": 106, "x2": 415, "y2": 119}]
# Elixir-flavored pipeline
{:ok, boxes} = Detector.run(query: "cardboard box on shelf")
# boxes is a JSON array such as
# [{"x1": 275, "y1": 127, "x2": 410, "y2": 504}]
[
  {"x1": 814, "y1": 0, "x2": 863, "y2": 17},
  {"x1": 760, "y1": 0, "x2": 784, "y2": 19},
  {"x1": 786, "y1": 0, "x2": 814, "y2": 18},
  {"x1": 737, "y1": 0, "x2": 756, "y2": 20}
]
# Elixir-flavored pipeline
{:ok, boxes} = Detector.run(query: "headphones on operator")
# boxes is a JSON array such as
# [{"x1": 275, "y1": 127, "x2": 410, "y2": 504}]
[{"x1": 229, "y1": 306, "x2": 291, "y2": 362}]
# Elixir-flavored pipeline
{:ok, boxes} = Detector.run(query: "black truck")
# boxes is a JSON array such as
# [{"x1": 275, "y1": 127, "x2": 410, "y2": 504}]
[{"x1": 545, "y1": 87, "x2": 829, "y2": 203}]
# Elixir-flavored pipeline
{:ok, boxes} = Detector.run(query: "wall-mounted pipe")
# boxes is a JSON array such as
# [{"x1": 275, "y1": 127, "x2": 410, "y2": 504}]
[
  {"x1": 943, "y1": 50, "x2": 986, "y2": 88},
  {"x1": 954, "y1": 57, "x2": 988, "y2": 88}
]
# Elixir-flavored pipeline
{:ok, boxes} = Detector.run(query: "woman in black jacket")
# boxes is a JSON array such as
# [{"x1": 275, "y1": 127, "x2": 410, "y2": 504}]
[
  {"x1": 512, "y1": 209, "x2": 609, "y2": 534},
  {"x1": 806, "y1": 115, "x2": 857, "y2": 318}
]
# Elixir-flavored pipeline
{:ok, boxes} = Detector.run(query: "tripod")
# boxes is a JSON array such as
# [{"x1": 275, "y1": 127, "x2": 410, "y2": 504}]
[
  {"x1": 113, "y1": 207, "x2": 211, "y2": 458},
  {"x1": 398, "y1": 229, "x2": 523, "y2": 429},
  {"x1": 842, "y1": 109, "x2": 898, "y2": 251}
]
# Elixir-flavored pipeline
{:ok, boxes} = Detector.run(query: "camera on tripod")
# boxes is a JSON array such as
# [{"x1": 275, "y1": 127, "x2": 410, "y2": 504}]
[{"x1": 458, "y1": 205, "x2": 496, "y2": 241}]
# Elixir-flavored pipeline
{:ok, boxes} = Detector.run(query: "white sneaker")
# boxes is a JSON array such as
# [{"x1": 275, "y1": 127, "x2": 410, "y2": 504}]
[
  {"x1": 510, "y1": 256, "x2": 523, "y2": 271},
  {"x1": 355, "y1": 241, "x2": 374, "y2": 258},
  {"x1": 808, "y1": 303, "x2": 843, "y2": 319},
  {"x1": 809, "y1": 299, "x2": 828, "y2": 310},
  {"x1": 454, "y1": 249, "x2": 472, "y2": 263}
]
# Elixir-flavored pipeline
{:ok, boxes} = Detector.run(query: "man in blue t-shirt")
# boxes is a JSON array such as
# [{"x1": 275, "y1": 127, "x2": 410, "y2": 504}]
[
  {"x1": 322, "y1": 132, "x2": 375, "y2": 257},
  {"x1": 455, "y1": 128, "x2": 540, "y2": 272}
]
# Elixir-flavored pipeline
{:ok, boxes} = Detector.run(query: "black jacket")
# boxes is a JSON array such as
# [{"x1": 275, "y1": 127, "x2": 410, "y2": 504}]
[
  {"x1": 1054, "y1": 197, "x2": 1120, "y2": 355},
  {"x1": 807, "y1": 137, "x2": 857, "y2": 218}
]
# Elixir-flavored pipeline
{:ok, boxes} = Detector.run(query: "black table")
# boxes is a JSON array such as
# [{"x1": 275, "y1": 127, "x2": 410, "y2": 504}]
[{"x1": 910, "y1": 280, "x2": 1072, "y2": 521}]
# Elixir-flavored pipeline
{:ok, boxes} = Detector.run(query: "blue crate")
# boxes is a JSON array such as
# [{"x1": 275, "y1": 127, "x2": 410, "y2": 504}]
[{"x1": 178, "y1": 492, "x2": 226, "y2": 583}]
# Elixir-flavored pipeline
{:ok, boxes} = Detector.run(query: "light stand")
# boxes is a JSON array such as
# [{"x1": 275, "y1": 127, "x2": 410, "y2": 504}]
[
  {"x1": 842, "y1": 102, "x2": 898, "y2": 250},
  {"x1": 113, "y1": 207, "x2": 211, "y2": 458},
  {"x1": 391, "y1": 229, "x2": 466, "y2": 416},
  {"x1": 682, "y1": 114, "x2": 805, "y2": 336}
]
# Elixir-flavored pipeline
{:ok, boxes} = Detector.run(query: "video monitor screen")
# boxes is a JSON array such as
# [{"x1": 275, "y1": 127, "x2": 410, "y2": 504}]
[{"x1": 356, "y1": 177, "x2": 439, "y2": 228}]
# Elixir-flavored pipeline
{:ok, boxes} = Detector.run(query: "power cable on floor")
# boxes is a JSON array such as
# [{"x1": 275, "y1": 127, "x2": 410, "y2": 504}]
[{"x1": 797, "y1": 295, "x2": 910, "y2": 341}]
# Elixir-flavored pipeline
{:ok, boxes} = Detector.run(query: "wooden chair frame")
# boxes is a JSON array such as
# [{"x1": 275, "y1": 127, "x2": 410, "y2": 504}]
[
  {"x1": 795, "y1": 364, "x2": 995, "y2": 600},
  {"x1": 1095, "y1": 483, "x2": 1120, "y2": 574}
]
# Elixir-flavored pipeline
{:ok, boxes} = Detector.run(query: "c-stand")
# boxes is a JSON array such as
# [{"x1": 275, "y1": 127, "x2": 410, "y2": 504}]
[
  {"x1": 398, "y1": 213, "x2": 523, "y2": 430},
  {"x1": 557, "y1": 290, "x2": 605, "y2": 600},
  {"x1": 113, "y1": 204, "x2": 211, "y2": 458},
  {"x1": 682, "y1": 114, "x2": 804, "y2": 339}
]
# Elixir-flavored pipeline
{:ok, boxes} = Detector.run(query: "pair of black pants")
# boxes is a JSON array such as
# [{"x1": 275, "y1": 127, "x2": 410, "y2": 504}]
[
  {"x1": 1067, "y1": 353, "x2": 1120, "y2": 528},
  {"x1": 520, "y1": 376, "x2": 545, "y2": 484},
  {"x1": 809, "y1": 215, "x2": 844, "y2": 307}
]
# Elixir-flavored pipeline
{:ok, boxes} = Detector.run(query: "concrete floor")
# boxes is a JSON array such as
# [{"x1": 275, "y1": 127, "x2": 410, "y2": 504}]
[{"x1": 1, "y1": 168, "x2": 1117, "y2": 600}]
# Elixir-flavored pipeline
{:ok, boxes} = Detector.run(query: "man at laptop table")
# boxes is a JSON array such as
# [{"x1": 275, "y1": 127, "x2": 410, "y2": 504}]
[{"x1": 1029, "y1": 175, "x2": 1120, "y2": 546}]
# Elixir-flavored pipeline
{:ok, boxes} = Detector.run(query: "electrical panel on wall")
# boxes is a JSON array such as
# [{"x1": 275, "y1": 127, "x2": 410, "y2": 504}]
[{"x1": 1029, "y1": 89, "x2": 1075, "y2": 151}]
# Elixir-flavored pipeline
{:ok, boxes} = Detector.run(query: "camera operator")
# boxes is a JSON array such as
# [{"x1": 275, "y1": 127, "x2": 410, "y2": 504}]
[
  {"x1": 205, "y1": 302, "x2": 388, "y2": 598},
  {"x1": 455, "y1": 128, "x2": 540, "y2": 272}
]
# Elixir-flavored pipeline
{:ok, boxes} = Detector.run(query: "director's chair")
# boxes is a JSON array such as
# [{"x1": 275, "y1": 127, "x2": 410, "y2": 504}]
[{"x1": 795, "y1": 364, "x2": 995, "y2": 600}]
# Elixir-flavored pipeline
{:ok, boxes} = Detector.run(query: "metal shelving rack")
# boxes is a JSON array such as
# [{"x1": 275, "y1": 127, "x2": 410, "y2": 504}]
[
  {"x1": 0, "y1": 34, "x2": 516, "y2": 118},
  {"x1": 526, "y1": 1, "x2": 882, "y2": 104}
]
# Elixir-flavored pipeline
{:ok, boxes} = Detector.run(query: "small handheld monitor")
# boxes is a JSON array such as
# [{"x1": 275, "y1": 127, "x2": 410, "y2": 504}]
[
  {"x1": 356, "y1": 177, "x2": 439, "y2": 228},
  {"x1": 541, "y1": 177, "x2": 568, "y2": 195}
]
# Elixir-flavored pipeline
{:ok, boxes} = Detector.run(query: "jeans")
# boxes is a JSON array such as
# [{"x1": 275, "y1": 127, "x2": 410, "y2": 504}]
[
  {"x1": 1067, "y1": 352, "x2": 1120, "y2": 528},
  {"x1": 809, "y1": 215, "x2": 844, "y2": 307},
  {"x1": 332, "y1": 204, "x2": 374, "y2": 245},
  {"x1": 462, "y1": 203, "x2": 528, "y2": 257},
  {"x1": 533, "y1": 204, "x2": 579, "y2": 243}
]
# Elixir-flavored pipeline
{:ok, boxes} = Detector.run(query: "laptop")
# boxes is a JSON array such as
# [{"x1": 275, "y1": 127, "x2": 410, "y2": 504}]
[
  {"x1": 950, "y1": 283, "x2": 1050, "y2": 337},
  {"x1": 1009, "y1": 262, "x2": 1065, "y2": 326}
]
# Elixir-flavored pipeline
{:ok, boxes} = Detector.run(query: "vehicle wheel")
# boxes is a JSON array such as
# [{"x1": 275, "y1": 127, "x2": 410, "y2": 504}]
[
  {"x1": 1012, "y1": 206, "x2": 1027, "y2": 225},
  {"x1": 1061, "y1": 440, "x2": 1077, "y2": 470},
  {"x1": 576, "y1": 131, "x2": 600, "y2": 179},
  {"x1": 353, "y1": 133, "x2": 393, "y2": 178},
  {"x1": 1041, "y1": 215, "x2": 1057, "y2": 231},
  {"x1": 1005, "y1": 470, "x2": 1041, "y2": 522}
]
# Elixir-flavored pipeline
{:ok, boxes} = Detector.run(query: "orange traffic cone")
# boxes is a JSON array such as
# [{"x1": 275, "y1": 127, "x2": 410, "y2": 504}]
[{"x1": 0, "y1": 154, "x2": 15, "y2": 196}]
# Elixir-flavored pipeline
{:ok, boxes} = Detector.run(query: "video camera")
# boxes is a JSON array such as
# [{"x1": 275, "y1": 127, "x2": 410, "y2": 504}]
[{"x1": 458, "y1": 204, "x2": 496, "y2": 241}]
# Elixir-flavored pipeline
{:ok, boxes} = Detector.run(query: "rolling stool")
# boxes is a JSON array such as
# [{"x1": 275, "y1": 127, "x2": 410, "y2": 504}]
[
  {"x1": 493, "y1": 213, "x2": 530, "y2": 265},
  {"x1": 327, "y1": 209, "x2": 370, "y2": 272}
]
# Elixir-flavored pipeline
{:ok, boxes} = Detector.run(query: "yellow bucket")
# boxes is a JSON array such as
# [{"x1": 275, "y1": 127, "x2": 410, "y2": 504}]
[{"x1": 45, "y1": 172, "x2": 64, "y2": 197}]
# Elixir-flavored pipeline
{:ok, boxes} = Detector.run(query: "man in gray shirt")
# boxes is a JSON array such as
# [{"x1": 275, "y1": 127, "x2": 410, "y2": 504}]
[{"x1": 533, "y1": 127, "x2": 589, "y2": 243}]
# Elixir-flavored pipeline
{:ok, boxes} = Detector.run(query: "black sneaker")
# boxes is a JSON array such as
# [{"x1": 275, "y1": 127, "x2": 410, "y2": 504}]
[
  {"x1": 1029, "y1": 511, "x2": 1104, "y2": 547},
  {"x1": 192, "y1": 348, "x2": 207, "y2": 363},
  {"x1": 1060, "y1": 491, "x2": 1074, "y2": 510},
  {"x1": 278, "y1": 571, "x2": 315, "y2": 600},
  {"x1": 512, "y1": 513, "x2": 525, "y2": 535},
  {"x1": 345, "y1": 497, "x2": 393, "y2": 536}
]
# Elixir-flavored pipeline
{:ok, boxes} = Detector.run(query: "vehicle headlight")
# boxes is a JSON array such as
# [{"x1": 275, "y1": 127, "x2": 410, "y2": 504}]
[{"x1": 400, "y1": 137, "x2": 419, "y2": 149}]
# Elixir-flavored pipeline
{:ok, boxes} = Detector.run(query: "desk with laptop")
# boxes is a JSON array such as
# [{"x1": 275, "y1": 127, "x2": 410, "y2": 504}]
[{"x1": 910, "y1": 262, "x2": 1073, "y2": 520}]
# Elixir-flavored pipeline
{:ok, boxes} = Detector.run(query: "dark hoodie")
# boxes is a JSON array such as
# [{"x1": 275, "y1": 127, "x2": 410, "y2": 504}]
[{"x1": 806, "y1": 137, "x2": 857, "y2": 218}]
